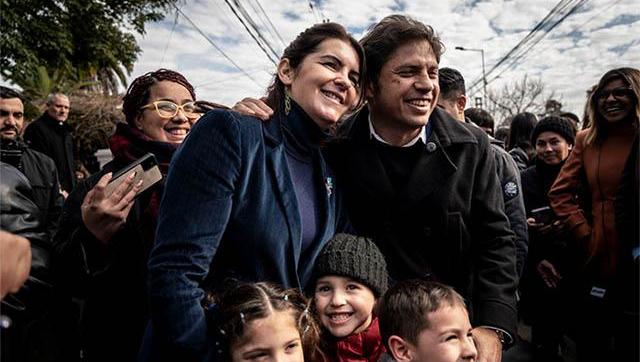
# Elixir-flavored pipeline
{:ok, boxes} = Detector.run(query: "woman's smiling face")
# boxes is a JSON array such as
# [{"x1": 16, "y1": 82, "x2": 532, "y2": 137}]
[
  {"x1": 597, "y1": 78, "x2": 634, "y2": 124},
  {"x1": 135, "y1": 80, "x2": 199, "y2": 143},
  {"x1": 280, "y1": 38, "x2": 361, "y2": 130}
]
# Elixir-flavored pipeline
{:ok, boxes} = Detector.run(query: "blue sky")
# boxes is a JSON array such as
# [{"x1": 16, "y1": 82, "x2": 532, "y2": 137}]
[{"x1": 130, "y1": 0, "x2": 636, "y2": 122}]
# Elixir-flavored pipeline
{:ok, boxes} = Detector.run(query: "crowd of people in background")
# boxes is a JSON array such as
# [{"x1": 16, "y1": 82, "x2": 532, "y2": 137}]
[{"x1": 0, "y1": 13, "x2": 638, "y2": 362}]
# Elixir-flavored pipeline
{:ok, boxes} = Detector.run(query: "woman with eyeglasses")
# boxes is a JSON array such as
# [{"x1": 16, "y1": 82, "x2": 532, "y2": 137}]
[
  {"x1": 144, "y1": 23, "x2": 363, "y2": 360},
  {"x1": 549, "y1": 67, "x2": 639, "y2": 361},
  {"x1": 54, "y1": 69, "x2": 203, "y2": 362}
]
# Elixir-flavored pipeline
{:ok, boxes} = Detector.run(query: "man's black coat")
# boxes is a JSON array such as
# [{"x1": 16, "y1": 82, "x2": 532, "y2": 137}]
[
  {"x1": 24, "y1": 113, "x2": 76, "y2": 192},
  {"x1": 328, "y1": 107, "x2": 518, "y2": 337}
]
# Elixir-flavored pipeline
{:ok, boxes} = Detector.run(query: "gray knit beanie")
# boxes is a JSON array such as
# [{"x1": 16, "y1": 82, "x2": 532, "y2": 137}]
[
  {"x1": 312, "y1": 233, "x2": 389, "y2": 297},
  {"x1": 531, "y1": 116, "x2": 576, "y2": 146}
]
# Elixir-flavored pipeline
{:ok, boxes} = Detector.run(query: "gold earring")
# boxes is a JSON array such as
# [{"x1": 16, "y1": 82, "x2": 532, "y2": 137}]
[{"x1": 284, "y1": 91, "x2": 291, "y2": 116}]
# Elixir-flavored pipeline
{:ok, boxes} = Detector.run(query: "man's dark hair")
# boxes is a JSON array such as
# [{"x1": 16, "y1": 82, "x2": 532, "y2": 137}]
[
  {"x1": 508, "y1": 112, "x2": 537, "y2": 152},
  {"x1": 360, "y1": 15, "x2": 444, "y2": 89},
  {"x1": 378, "y1": 279, "x2": 467, "y2": 351},
  {"x1": 439, "y1": 67, "x2": 466, "y2": 101},
  {"x1": 495, "y1": 126, "x2": 510, "y2": 145},
  {"x1": 465, "y1": 107, "x2": 494, "y2": 131},
  {"x1": 0, "y1": 86, "x2": 25, "y2": 102}
]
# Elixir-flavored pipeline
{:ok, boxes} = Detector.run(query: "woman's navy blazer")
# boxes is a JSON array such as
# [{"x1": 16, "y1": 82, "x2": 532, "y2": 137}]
[{"x1": 147, "y1": 107, "x2": 348, "y2": 357}]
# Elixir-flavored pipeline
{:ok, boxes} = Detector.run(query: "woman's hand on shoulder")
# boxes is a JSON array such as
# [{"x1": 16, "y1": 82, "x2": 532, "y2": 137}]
[
  {"x1": 81, "y1": 172, "x2": 142, "y2": 244},
  {"x1": 232, "y1": 97, "x2": 273, "y2": 120}
]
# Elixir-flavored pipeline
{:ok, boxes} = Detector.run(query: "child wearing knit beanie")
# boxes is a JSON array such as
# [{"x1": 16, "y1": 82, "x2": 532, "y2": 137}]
[{"x1": 311, "y1": 233, "x2": 389, "y2": 362}]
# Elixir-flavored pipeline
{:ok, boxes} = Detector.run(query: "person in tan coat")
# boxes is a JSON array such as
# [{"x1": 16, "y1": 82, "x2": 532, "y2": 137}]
[{"x1": 549, "y1": 67, "x2": 639, "y2": 362}]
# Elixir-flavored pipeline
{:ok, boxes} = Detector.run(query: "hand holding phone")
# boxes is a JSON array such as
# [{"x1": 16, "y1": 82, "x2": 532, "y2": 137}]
[
  {"x1": 530, "y1": 206, "x2": 554, "y2": 225},
  {"x1": 81, "y1": 154, "x2": 162, "y2": 243},
  {"x1": 81, "y1": 171, "x2": 143, "y2": 243},
  {"x1": 105, "y1": 153, "x2": 162, "y2": 197}
]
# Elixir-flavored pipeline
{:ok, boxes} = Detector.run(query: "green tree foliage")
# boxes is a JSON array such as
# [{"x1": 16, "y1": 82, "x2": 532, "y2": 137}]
[
  {"x1": 19, "y1": 65, "x2": 98, "y2": 100},
  {"x1": 1, "y1": 0, "x2": 178, "y2": 95}
]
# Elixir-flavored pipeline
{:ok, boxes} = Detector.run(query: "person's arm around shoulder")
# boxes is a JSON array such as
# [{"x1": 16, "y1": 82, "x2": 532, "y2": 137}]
[
  {"x1": 548, "y1": 131, "x2": 591, "y2": 241},
  {"x1": 232, "y1": 97, "x2": 273, "y2": 120},
  {"x1": 147, "y1": 109, "x2": 244, "y2": 358}
]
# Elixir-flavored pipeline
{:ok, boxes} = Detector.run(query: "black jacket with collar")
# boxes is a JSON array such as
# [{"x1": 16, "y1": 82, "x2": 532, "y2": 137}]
[
  {"x1": 467, "y1": 119, "x2": 529, "y2": 278},
  {"x1": 489, "y1": 141, "x2": 528, "y2": 278},
  {"x1": 0, "y1": 162, "x2": 52, "y2": 318},
  {"x1": 327, "y1": 107, "x2": 518, "y2": 338},
  {"x1": 23, "y1": 113, "x2": 76, "y2": 192},
  {"x1": 0, "y1": 139, "x2": 63, "y2": 241}
]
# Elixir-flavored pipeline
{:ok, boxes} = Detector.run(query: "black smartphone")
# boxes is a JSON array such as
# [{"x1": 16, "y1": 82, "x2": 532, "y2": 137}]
[
  {"x1": 105, "y1": 153, "x2": 162, "y2": 197},
  {"x1": 530, "y1": 206, "x2": 554, "y2": 225}
]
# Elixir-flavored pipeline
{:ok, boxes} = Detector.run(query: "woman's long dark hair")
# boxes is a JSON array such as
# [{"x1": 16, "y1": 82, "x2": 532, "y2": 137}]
[{"x1": 265, "y1": 22, "x2": 366, "y2": 116}]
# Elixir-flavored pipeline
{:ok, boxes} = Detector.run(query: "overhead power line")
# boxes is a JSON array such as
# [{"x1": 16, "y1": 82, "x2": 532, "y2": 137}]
[
  {"x1": 486, "y1": 0, "x2": 587, "y2": 81},
  {"x1": 466, "y1": 0, "x2": 577, "y2": 93},
  {"x1": 519, "y1": 0, "x2": 624, "y2": 62},
  {"x1": 160, "y1": 10, "x2": 180, "y2": 66},
  {"x1": 224, "y1": 0, "x2": 279, "y2": 65},
  {"x1": 246, "y1": 0, "x2": 286, "y2": 48},
  {"x1": 470, "y1": 0, "x2": 589, "y2": 96},
  {"x1": 308, "y1": 1, "x2": 321, "y2": 23},
  {"x1": 307, "y1": 1, "x2": 329, "y2": 23},
  {"x1": 466, "y1": 0, "x2": 589, "y2": 97},
  {"x1": 230, "y1": 0, "x2": 281, "y2": 60},
  {"x1": 173, "y1": 6, "x2": 263, "y2": 87}
]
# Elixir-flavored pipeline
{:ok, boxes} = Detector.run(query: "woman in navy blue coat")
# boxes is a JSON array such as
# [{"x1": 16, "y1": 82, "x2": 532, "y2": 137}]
[{"x1": 147, "y1": 22, "x2": 365, "y2": 360}]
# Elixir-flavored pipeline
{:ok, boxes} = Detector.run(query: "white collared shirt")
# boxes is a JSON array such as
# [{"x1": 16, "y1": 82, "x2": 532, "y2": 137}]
[{"x1": 368, "y1": 115, "x2": 426, "y2": 147}]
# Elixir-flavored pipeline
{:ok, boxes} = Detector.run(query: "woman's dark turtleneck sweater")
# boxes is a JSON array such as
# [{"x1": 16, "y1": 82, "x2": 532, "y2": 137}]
[
  {"x1": 535, "y1": 157, "x2": 564, "y2": 196},
  {"x1": 521, "y1": 157, "x2": 565, "y2": 214},
  {"x1": 281, "y1": 100, "x2": 332, "y2": 253}
]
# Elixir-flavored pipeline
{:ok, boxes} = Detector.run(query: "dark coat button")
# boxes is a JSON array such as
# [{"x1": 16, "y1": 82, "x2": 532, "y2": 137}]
[{"x1": 426, "y1": 142, "x2": 437, "y2": 152}]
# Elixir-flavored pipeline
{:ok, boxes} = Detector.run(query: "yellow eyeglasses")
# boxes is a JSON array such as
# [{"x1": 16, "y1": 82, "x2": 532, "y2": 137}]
[{"x1": 141, "y1": 101, "x2": 200, "y2": 119}]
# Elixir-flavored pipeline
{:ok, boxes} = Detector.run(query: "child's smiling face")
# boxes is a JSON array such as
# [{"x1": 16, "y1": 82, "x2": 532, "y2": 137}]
[
  {"x1": 411, "y1": 305, "x2": 477, "y2": 362},
  {"x1": 314, "y1": 275, "x2": 376, "y2": 338}
]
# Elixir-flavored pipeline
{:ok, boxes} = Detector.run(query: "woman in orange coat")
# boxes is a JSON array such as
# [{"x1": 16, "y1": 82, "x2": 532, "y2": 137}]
[{"x1": 549, "y1": 67, "x2": 639, "y2": 361}]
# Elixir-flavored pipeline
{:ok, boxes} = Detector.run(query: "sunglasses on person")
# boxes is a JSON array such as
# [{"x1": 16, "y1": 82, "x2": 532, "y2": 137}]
[
  {"x1": 596, "y1": 87, "x2": 633, "y2": 101},
  {"x1": 141, "y1": 100, "x2": 200, "y2": 119}
]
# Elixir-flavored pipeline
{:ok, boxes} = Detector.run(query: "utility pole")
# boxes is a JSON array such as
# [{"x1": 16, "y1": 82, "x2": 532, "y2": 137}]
[{"x1": 455, "y1": 46, "x2": 487, "y2": 108}]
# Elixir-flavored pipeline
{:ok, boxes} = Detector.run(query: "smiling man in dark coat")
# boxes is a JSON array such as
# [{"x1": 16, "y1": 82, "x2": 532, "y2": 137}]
[{"x1": 329, "y1": 16, "x2": 517, "y2": 362}]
